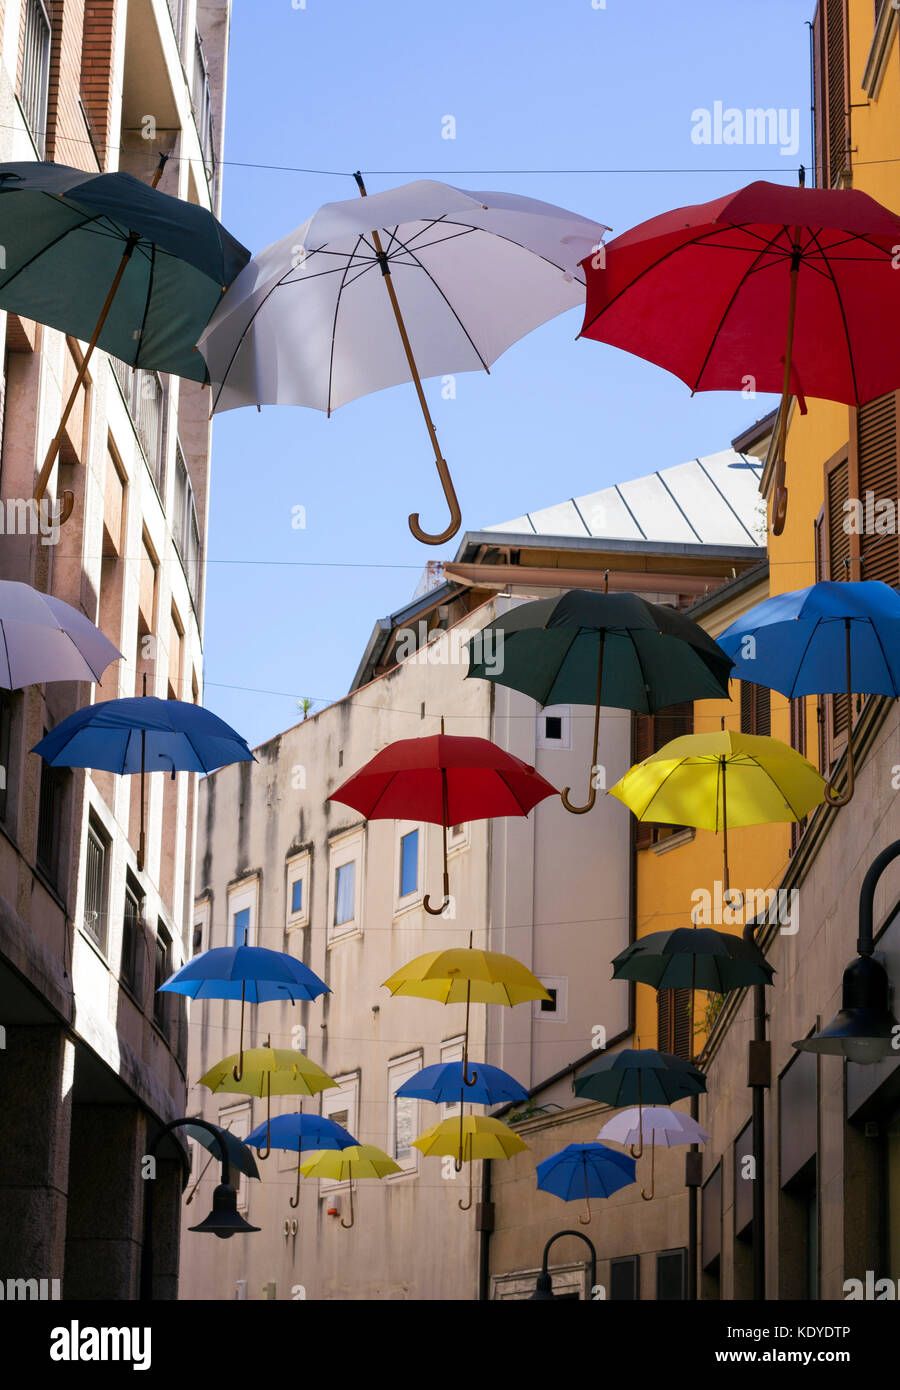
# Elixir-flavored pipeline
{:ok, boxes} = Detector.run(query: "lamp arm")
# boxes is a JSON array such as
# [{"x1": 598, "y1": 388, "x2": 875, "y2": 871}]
[
  {"x1": 858, "y1": 838, "x2": 900, "y2": 957},
  {"x1": 539, "y1": 1228, "x2": 598, "y2": 1296}
]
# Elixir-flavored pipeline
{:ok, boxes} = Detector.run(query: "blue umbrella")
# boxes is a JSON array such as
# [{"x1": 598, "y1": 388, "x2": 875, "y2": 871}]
[
  {"x1": 32, "y1": 693, "x2": 255, "y2": 869},
  {"x1": 244, "y1": 1112, "x2": 357, "y2": 1208},
  {"x1": 396, "y1": 1062, "x2": 528, "y2": 1106},
  {"x1": 160, "y1": 944, "x2": 329, "y2": 1083},
  {"x1": 536, "y1": 1142, "x2": 636, "y2": 1224},
  {"x1": 717, "y1": 579, "x2": 900, "y2": 805}
]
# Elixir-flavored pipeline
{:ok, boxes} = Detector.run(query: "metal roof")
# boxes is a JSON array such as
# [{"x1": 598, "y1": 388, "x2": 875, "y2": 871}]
[{"x1": 487, "y1": 448, "x2": 764, "y2": 548}]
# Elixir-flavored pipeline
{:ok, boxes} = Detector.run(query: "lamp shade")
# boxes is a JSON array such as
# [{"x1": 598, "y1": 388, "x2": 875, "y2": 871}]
[
  {"x1": 794, "y1": 955, "x2": 899, "y2": 1064},
  {"x1": 188, "y1": 1183, "x2": 260, "y2": 1238}
]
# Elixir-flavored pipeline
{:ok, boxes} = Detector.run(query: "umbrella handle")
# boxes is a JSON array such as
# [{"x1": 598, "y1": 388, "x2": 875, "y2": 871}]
[
  {"x1": 409, "y1": 456, "x2": 462, "y2": 547},
  {"x1": 425, "y1": 779, "x2": 452, "y2": 913},
  {"x1": 290, "y1": 1165, "x2": 301, "y2": 1209},
  {"x1": 458, "y1": 1136, "x2": 473, "y2": 1211},
  {"x1": 561, "y1": 637, "x2": 604, "y2": 816},
  {"x1": 579, "y1": 1164, "x2": 592, "y2": 1225},
  {"x1": 340, "y1": 1182, "x2": 355, "y2": 1229},
  {"x1": 258, "y1": 1085, "x2": 271, "y2": 1161},
  {"x1": 640, "y1": 1138, "x2": 656, "y2": 1201}
]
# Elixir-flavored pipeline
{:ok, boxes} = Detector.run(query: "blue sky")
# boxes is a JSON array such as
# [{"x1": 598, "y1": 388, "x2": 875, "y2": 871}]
[{"x1": 202, "y1": 0, "x2": 813, "y2": 748}]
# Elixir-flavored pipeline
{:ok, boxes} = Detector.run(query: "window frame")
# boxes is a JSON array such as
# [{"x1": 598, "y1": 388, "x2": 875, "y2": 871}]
[
  {"x1": 319, "y1": 1073, "x2": 360, "y2": 1190},
  {"x1": 227, "y1": 876, "x2": 259, "y2": 949},
  {"x1": 83, "y1": 813, "x2": 110, "y2": 954},
  {"x1": 536, "y1": 704, "x2": 572, "y2": 751},
  {"x1": 440, "y1": 1036, "x2": 465, "y2": 1118},
  {"x1": 285, "y1": 851, "x2": 310, "y2": 934},
  {"x1": 533, "y1": 975, "x2": 567, "y2": 1023},
  {"x1": 388, "y1": 1050, "x2": 423, "y2": 1174}
]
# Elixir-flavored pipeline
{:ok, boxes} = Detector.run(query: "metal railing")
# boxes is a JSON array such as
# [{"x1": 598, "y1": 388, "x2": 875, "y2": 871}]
[
  {"x1": 173, "y1": 441, "x2": 202, "y2": 612},
  {"x1": 166, "y1": 0, "x2": 185, "y2": 47},
  {"x1": 21, "y1": 0, "x2": 51, "y2": 155},
  {"x1": 111, "y1": 359, "x2": 167, "y2": 497},
  {"x1": 191, "y1": 31, "x2": 217, "y2": 195}
]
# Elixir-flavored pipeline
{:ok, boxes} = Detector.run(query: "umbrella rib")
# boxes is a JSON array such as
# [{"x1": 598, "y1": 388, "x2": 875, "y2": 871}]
[
  {"x1": 133, "y1": 240, "x2": 157, "y2": 368},
  {"x1": 691, "y1": 233, "x2": 786, "y2": 393},
  {"x1": 372, "y1": 225, "x2": 492, "y2": 374},
  {"x1": 543, "y1": 623, "x2": 587, "y2": 708},
  {"x1": 0, "y1": 206, "x2": 99, "y2": 294},
  {"x1": 327, "y1": 232, "x2": 369, "y2": 417},
  {"x1": 806, "y1": 226, "x2": 861, "y2": 405},
  {"x1": 580, "y1": 220, "x2": 780, "y2": 335},
  {"x1": 865, "y1": 616, "x2": 896, "y2": 692},
  {"x1": 745, "y1": 752, "x2": 805, "y2": 820}
]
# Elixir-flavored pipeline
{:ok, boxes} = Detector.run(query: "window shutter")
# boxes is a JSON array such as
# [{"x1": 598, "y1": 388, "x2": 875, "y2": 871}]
[
  {"x1": 824, "y1": 457, "x2": 851, "y2": 745},
  {"x1": 658, "y1": 987, "x2": 693, "y2": 1060},
  {"x1": 823, "y1": 0, "x2": 849, "y2": 186},
  {"x1": 740, "y1": 683, "x2": 770, "y2": 737},
  {"x1": 632, "y1": 713, "x2": 655, "y2": 850},
  {"x1": 857, "y1": 393, "x2": 899, "y2": 588}
]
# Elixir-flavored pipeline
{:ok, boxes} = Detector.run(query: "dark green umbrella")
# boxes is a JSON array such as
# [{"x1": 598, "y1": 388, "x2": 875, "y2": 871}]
[
  {"x1": 0, "y1": 157, "x2": 250, "y2": 522},
  {"x1": 611, "y1": 927, "x2": 774, "y2": 991},
  {"x1": 465, "y1": 588, "x2": 733, "y2": 813},
  {"x1": 574, "y1": 1047, "x2": 707, "y2": 1158}
]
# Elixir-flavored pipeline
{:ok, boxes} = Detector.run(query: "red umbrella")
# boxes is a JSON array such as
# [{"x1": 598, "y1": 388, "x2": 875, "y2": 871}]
[
  {"x1": 578, "y1": 180, "x2": 900, "y2": 535},
  {"x1": 329, "y1": 726, "x2": 558, "y2": 914}
]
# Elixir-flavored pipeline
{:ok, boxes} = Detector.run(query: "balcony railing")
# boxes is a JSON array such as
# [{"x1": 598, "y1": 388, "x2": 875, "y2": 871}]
[
  {"x1": 166, "y1": 0, "x2": 185, "y2": 47},
  {"x1": 111, "y1": 358, "x2": 167, "y2": 497},
  {"x1": 191, "y1": 31, "x2": 216, "y2": 194},
  {"x1": 173, "y1": 441, "x2": 202, "y2": 613},
  {"x1": 21, "y1": 0, "x2": 51, "y2": 155}
]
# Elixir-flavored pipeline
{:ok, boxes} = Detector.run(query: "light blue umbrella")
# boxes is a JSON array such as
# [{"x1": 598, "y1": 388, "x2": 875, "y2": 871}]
[
  {"x1": 536, "y1": 1142, "x2": 636, "y2": 1225},
  {"x1": 717, "y1": 579, "x2": 900, "y2": 805}
]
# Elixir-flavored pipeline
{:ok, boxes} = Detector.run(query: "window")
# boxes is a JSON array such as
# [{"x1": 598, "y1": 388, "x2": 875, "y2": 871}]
[
  {"x1": 21, "y1": 0, "x2": 51, "y2": 155},
  {"x1": 533, "y1": 976, "x2": 567, "y2": 1022},
  {"x1": 84, "y1": 816, "x2": 109, "y2": 952},
  {"x1": 812, "y1": 0, "x2": 849, "y2": 188},
  {"x1": 610, "y1": 1255, "x2": 640, "y2": 1300},
  {"x1": 632, "y1": 704, "x2": 694, "y2": 847},
  {"x1": 36, "y1": 744, "x2": 64, "y2": 888},
  {"x1": 121, "y1": 874, "x2": 144, "y2": 996},
  {"x1": 233, "y1": 906, "x2": 250, "y2": 948},
  {"x1": 440, "y1": 1037, "x2": 465, "y2": 1118},
  {"x1": 193, "y1": 897, "x2": 210, "y2": 954},
  {"x1": 656, "y1": 1248, "x2": 687, "y2": 1300},
  {"x1": 702, "y1": 1164, "x2": 723, "y2": 1296},
  {"x1": 328, "y1": 830, "x2": 363, "y2": 941},
  {"x1": 192, "y1": 32, "x2": 214, "y2": 179},
  {"x1": 536, "y1": 705, "x2": 571, "y2": 750},
  {"x1": 448, "y1": 822, "x2": 468, "y2": 852},
  {"x1": 399, "y1": 829, "x2": 419, "y2": 899},
  {"x1": 388, "y1": 1052, "x2": 422, "y2": 1173},
  {"x1": 173, "y1": 443, "x2": 201, "y2": 610},
  {"x1": 320, "y1": 1074, "x2": 360, "y2": 1188},
  {"x1": 153, "y1": 922, "x2": 172, "y2": 1032},
  {"x1": 286, "y1": 852, "x2": 310, "y2": 941},
  {"x1": 228, "y1": 878, "x2": 258, "y2": 948}
]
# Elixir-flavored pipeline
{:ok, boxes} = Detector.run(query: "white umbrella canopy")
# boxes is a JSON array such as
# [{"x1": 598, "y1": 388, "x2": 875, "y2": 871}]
[
  {"x1": 197, "y1": 177, "x2": 609, "y2": 543},
  {"x1": 597, "y1": 1105, "x2": 710, "y2": 1149},
  {"x1": 0, "y1": 580, "x2": 121, "y2": 688}
]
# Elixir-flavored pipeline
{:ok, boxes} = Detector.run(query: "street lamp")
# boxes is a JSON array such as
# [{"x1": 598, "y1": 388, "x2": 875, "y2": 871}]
[
  {"x1": 140, "y1": 1116, "x2": 259, "y2": 1301},
  {"x1": 529, "y1": 1229, "x2": 597, "y2": 1300},
  {"x1": 794, "y1": 839, "x2": 900, "y2": 1064}
]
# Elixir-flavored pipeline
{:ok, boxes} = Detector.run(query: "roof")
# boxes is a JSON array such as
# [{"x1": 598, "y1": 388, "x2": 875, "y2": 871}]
[{"x1": 486, "y1": 448, "x2": 765, "y2": 548}]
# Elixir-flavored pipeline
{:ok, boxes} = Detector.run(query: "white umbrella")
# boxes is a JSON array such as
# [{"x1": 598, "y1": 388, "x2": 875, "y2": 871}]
[
  {"x1": 597, "y1": 1106, "x2": 709, "y2": 1202},
  {"x1": 0, "y1": 580, "x2": 121, "y2": 688},
  {"x1": 197, "y1": 176, "x2": 609, "y2": 544}
]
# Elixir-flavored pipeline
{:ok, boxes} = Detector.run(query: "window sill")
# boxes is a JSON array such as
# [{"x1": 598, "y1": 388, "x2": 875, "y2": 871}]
[
  {"x1": 327, "y1": 925, "x2": 362, "y2": 948},
  {"x1": 651, "y1": 828, "x2": 695, "y2": 856},
  {"x1": 393, "y1": 896, "x2": 423, "y2": 921}
]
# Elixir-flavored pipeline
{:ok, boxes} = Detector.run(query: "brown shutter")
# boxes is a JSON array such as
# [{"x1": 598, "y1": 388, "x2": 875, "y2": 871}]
[
  {"x1": 739, "y1": 682, "x2": 770, "y2": 736},
  {"x1": 823, "y1": 455, "x2": 851, "y2": 747},
  {"x1": 822, "y1": 0, "x2": 849, "y2": 186},
  {"x1": 857, "y1": 393, "x2": 899, "y2": 588},
  {"x1": 790, "y1": 697, "x2": 808, "y2": 853},
  {"x1": 658, "y1": 987, "x2": 693, "y2": 1060}
]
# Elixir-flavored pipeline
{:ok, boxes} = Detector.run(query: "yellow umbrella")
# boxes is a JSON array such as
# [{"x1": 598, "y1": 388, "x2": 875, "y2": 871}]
[
  {"x1": 382, "y1": 933, "x2": 550, "y2": 1125},
  {"x1": 298, "y1": 1144, "x2": 401, "y2": 1228},
  {"x1": 607, "y1": 729, "x2": 825, "y2": 889},
  {"x1": 413, "y1": 1115, "x2": 528, "y2": 1211},
  {"x1": 199, "y1": 1044, "x2": 336, "y2": 1160}
]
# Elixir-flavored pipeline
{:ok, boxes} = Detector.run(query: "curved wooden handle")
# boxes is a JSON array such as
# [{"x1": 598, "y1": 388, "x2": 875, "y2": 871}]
[{"x1": 409, "y1": 456, "x2": 462, "y2": 546}]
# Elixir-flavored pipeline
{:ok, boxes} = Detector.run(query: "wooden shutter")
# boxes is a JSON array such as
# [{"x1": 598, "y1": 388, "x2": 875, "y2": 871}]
[
  {"x1": 819, "y1": 0, "x2": 849, "y2": 187},
  {"x1": 740, "y1": 682, "x2": 770, "y2": 736},
  {"x1": 821, "y1": 455, "x2": 852, "y2": 749},
  {"x1": 790, "y1": 697, "x2": 808, "y2": 853},
  {"x1": 856, "y1": 393, "x2": 900, "y2": 588},
  {"x1": 658, "y1": 987, "x2": 693, "y2": 1060},
  {"x1": 632, "y1": 713, "x2": 655, "y2": 849}
]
